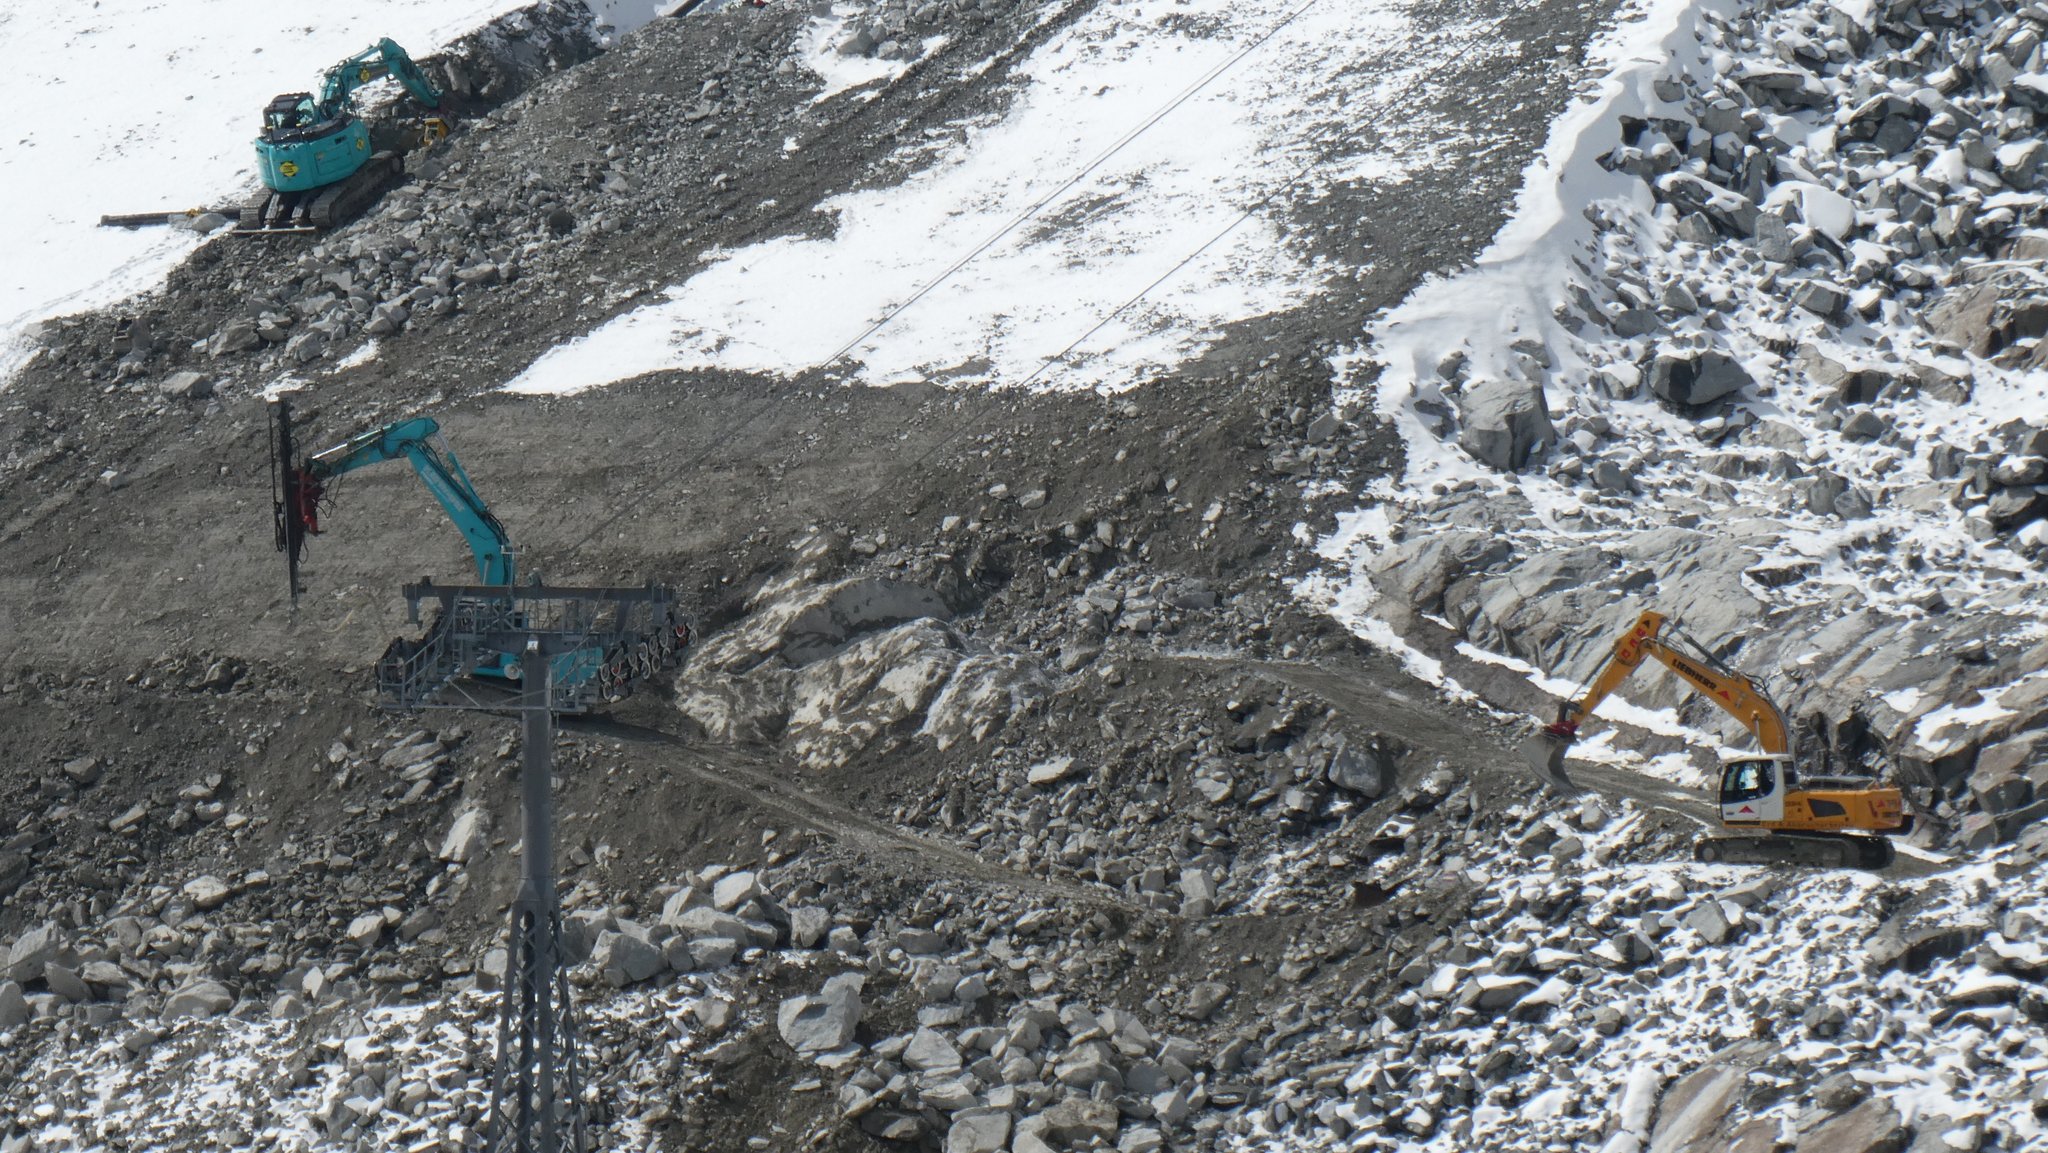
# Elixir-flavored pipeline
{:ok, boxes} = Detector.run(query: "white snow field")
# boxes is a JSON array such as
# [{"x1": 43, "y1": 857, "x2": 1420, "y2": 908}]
[
  {"x1": 505, "y1": 0, "x2": 1486, "y2": 396},
  {"x1": 0, "y1": 0, "x2": 685, "y2": 385}
]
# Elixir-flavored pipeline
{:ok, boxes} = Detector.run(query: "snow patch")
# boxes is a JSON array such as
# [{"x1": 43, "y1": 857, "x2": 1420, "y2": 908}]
[
  {"x1": 505, "y1": 0, "x2": 1448, "y2": 396},
  {"x1": 796, "y1": 5, "x2": 948, "y2": 102}
]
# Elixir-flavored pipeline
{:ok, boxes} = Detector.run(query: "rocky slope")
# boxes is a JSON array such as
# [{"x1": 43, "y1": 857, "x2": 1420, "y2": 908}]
[{"x1": 1322, "y1": 0, "x2": 2048, "y2": 857}]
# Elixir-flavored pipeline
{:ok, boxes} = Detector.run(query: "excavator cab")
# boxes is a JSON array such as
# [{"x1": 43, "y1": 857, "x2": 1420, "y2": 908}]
[
  {"x1": 1718, "y1": 754, "x2": 1790, "y2": 824},
  {"x1": 260, "y1": 94, "x2": 331, "y2": 143}
]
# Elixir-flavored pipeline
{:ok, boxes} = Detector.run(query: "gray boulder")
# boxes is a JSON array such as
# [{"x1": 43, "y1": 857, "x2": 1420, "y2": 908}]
[
  {"x1": 42, "y1": 963, "x2": 91, "y2": 1003},
  {"x1": 1605, "y1": 931, "x2": 1658, "y2": 969},
  {"x1": 1647, "y1": 350, "x2": 1753, "y2": 406},
  {"x1": 0, "y1": 980, "x2": 28, "y2": 1029},
  {"x1": 1647, "y1": 1045, "x2": 1772, "y2": 1153},
  {"x1": 1456, "y1": 378, "x2": 1555, "y2": 471},
  {"x1": 1179, "y1": 869, "x2": 1219, "y2": 918},
  {"x1": 438, "y1": 807, "x2": 486, "y2": 864},
  {"x1": 1970, "y1": 735, "x2": 2045, "y2": 813},
  {"x1": 903, "y1": 1026, "x2": 964, "y2": 1072},
  {"x1": 1807, "y1": 471, "x2": 1849, "y2": 516},
  {"x1": 158, "y1": 371, "x2": 213, "y2": 400},
  {"x1": 1754, "y1": 212, "x2": 1796, "y2": 262},
  {"x1": 1055, "y1": 1040, "x2": 1123, "y2": 1089},
  {"x1": 1326, "y1": 739, "x2": 1391, "y2": 798},
  {"x1": 689, "y1": 937, "x2": 740, "y2": 969},
  {"x1": 777, "y1": 972, "x2": 865, "y2": 1054},
  {"x1": 898, "y1": 927, "x2": 946, "y2": 955},
  {"x1": 1792, "y1": 280, "x2": 1848, "y2": 318},
  {"x1": 591, "y1": 927, "x2": 665, "y2": 987},
  {"x1": 284, "y1": 328, "x2": 327, "y2": 364},
  {"x1": 665, "y1": 906, "x2": 753, "y2": 942},
  {"x1": 711, "y1": 871, "x2": 761, "y2": 911},
  {"x1": 1461, "y1": 974, "x2": 1539, "y2": 1011},
  {"x1": 364, "y1": 302, "x2": 409, "y2": 337},
  {"x1": 1839, "y1": 410, "x2": 1888, "y2": 443},
  {"x1": 1815, "y1": 1072, "x2": 1867, "y2": 1111},
  {"x1": 1987, "y1": 487, "x2": 2046, "y2": 529},
  {"x1": 789, "y1": 906, "x2": 831, "y2": 949},
  {"x1": 208, "y1": 319, "x2": 262, "y2": 357},
  {"x1": 183, "y1": 875, "x2": 232, "y2": 911},
  {"x1": 61, "y1": 756, "x2": 101, "y2": 786},
  {"x1": 1684, "y1": 900, "x2": 1741, "y2": 945},
  {"x1": 1655, "y1": 172, "x2": 1760, "y2": 236},
  {"x1": 1794, "y1": 1098, "x2": 1906, "y2": 1153},
  {"x1": 346, "y1": 912, "x2": 384, "y2": 950},
  {"x1": 1609, "y1": 307, "x2": 1661, "y2": 337},
  {"x1": 163, "y1": 979, "x2": 234, "y2": 1021},
  {"x1": 5, "y1": 924, "x2": 61, "y2": 984},
  {"x1": 1032, "y1": 1099, "x2": 1119, "y2": 1145},
  {"x1": 1369, "y1": 530, "x2": 1512, "y2": 614},
  {"x1": 945, "y1": 1112, "x2": 1012, "y2": 1153}
]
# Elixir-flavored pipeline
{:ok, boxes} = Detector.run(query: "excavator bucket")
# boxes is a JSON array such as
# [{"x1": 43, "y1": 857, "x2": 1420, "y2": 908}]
[{"x1": 1519, "y1": 729, "x2": 1578, "y2": 792}]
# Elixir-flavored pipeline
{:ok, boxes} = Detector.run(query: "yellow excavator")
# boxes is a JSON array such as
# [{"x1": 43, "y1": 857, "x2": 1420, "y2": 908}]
[{"x1": 1524, "y1": 610, "x2": 1910, "y2": 868}]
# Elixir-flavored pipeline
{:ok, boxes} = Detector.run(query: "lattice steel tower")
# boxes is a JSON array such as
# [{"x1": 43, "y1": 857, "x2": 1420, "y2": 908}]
[{"x1": 375, "y1": 579, "x2": 687, "y2": 1153}]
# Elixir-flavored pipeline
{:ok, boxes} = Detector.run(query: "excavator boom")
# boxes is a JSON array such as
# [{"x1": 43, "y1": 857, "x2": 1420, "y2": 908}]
[
  {"x1": 1528, "y1": 611, "x2": 1791, "y2": 788},
  {"x1": 317, "y1": 38, "x2": 443, "y2": 119},
  {"x1": 303, "y1": 416, "x2": 512, "y2": 586},
  {"x1": 262, "y1": 402, "x2": 690, "y2": 713},
  {"x1": 268, "y1": 403, "x2": 513, "y2": 597}
]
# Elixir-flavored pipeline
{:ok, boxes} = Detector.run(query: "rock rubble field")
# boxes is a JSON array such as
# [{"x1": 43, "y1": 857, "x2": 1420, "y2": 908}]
[
  {"x1": 1342, "y1": 0, "x2": 2048, "y2": 856},
  {"x1": 2, "y1": 0, "x2": 2047, "y2": 1151}
]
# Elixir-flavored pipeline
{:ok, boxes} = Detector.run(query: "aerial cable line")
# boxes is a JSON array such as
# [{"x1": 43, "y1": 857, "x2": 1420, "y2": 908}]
[
  {"x1": 1014, "y1": 130, "x2": 1335, "y2": 390},
  {"x1": 824, "y1": 0, "x2": 1328, "y2": 367},
  {"x1": 551, "y1": 0, "x2": 1330, "y2": 558}
]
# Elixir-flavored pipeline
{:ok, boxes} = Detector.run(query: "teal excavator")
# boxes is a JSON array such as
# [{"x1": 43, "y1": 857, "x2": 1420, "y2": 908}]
[
  {"x1": 268, "y1": 401, "x2": 690, "y2": 708},
  {"x1": 239, "y1": 38, "x2": 450, "y2": 234}
]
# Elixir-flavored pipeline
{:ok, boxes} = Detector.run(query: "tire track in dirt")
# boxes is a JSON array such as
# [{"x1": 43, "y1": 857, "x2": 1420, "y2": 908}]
[
  {"x1": 1129, "y1": 648, "x2": 1946, "y2": 878},
  {"x1": 573, "y1": 712, "x2": 1154, "y2": 914}
]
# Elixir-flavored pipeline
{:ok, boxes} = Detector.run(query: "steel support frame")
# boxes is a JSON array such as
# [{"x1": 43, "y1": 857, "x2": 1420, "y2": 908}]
[
  {"x1": 381, "y1": 578, "x2": 679, "y2": 715},
  {"x1": 374, "y1": 579, "x2": 680, "y2": 1153},
  {"x1": 481, "y1": 653, "x2": 587, "y2": 1153}
]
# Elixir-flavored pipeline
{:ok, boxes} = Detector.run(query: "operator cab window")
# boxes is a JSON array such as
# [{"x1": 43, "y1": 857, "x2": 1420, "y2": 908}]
[
  {"x1": 262, "y1": 95, "x2": 331, "y2": 143},
  {"x1": 265, "y1": 95, "x2": 313, "y2": 130},
  {"x1": 1722, "y1": 760, "x2": 1774, "y2": 802}
]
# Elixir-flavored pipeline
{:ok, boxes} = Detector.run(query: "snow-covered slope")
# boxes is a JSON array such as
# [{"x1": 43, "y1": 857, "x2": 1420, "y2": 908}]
[
  {"x1": 1227, "y1": 804, "x2": 2048, "y2": 1152},
  {"x1": 8, "y1": 0, "x2": 2047, "y2": 1150},
  {"x1": 504, "y1": 0, "x2": 1491, "y2": 395},
  {"x1": 0, "y1": 0, "x2": 681, "y2": 383}
]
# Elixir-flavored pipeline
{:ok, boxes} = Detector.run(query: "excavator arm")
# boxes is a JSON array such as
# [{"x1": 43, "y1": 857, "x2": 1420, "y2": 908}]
[
  {"x1": 270, "y1": 405, "x2": 513, "y2": 601},
  {"x1": 1546, "y1": 611, "x2": 1790, "y2": 752},
  {"x1": 316, "y1": 38, "x2": 443, "y2": 119},
  {"x1": 1529, "y1": 610, "x2": 1789, "y2": 787}
]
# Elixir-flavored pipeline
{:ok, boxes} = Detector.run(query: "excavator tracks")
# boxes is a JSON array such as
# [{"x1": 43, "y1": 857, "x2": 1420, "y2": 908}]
[
  {"x1": 236, "y1": 152, "x2": 404, "y2": 235},
  {"x1": 1694, "y1": 831, "x2": 1896, "y2": 870}
]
